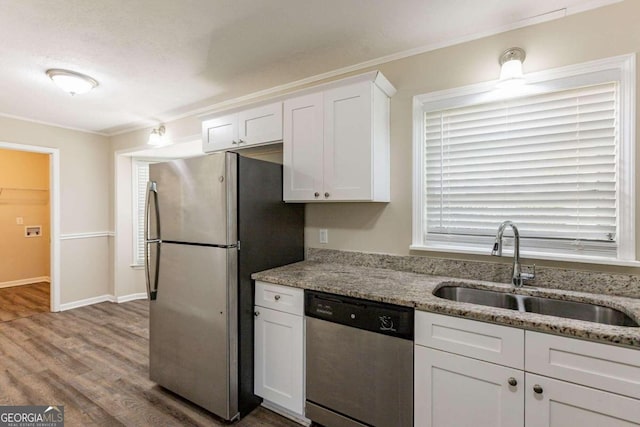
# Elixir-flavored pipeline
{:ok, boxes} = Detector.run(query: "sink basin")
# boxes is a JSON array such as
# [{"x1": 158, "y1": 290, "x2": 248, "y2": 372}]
[
  {"x1": 433, "y1": 286, "x2": 519, "y2": 310},
  {"x1": 522, "y1": 295, "x2": 638, "y2": 327},
  {"x1": 433, "y1": 285, "x2": 638, "y2": 327}
]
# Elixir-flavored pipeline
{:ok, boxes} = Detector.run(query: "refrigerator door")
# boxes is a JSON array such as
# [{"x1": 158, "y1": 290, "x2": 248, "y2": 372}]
[
  {"x1": 149, "y1": 242, "x2": 238, "y2": 420},
  {"x1": 149, "y1": 153, "x2": 237, "y2": 245}
]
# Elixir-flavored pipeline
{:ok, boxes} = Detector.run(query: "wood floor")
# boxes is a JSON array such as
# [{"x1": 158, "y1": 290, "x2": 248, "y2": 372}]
[
  {"x1": 0, "y1": 299, "x2": 300, "y2": 427},
  {"x1": 0, "y1": 282, "x2": 50, "y2": 322}
]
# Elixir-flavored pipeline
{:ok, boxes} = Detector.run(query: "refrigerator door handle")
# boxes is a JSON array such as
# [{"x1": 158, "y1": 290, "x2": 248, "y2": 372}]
[{"x1": 145, "y1": 180, "x2": 161, "y2": 301}]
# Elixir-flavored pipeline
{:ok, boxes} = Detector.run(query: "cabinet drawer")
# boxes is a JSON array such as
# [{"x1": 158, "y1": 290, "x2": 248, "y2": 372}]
[
  {"x1": 255, "y1": 281, "x2": 304, "y2": 316},
  {"x1": 415, "y1": 311, "x2": 524, "y2": 369},
  {"x1": 526, "y1": 331, "x2": 640, "y2": 399}
]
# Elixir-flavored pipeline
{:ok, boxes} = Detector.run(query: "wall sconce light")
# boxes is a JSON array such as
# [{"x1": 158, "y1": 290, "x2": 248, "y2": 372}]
[
  {"x1": 498, "y1": 47, "x2": 526, "y2": 88},
  {"x1": 148, "y1": 125, "x2": 166, "y2": 146},
  {"x1": 46, "y1": 69, "x2": 98, "y2": 95}
]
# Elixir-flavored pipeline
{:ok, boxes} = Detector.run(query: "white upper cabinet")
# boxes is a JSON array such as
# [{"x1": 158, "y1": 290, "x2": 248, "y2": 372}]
[
  {"x1": 202, "y1": 102, "x2": 282, "y2": 152},
  {"x1": 283, "y1": 71, "x2": 395, "y2": 202},
  {"x1": 283, "y1": 92, "x2": 324, "y2": 201},
  {"x1": 202, "y1": 113, "x2": 238, "y2": 152}
]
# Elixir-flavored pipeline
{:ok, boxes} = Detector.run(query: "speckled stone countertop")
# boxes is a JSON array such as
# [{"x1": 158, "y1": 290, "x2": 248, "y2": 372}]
[{"x1": 252, "y1": 260, "x2": 640, "y2": 348}]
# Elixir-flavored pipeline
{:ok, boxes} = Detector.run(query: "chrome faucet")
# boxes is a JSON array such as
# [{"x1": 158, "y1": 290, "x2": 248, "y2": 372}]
[{"x1": 491, "y1": 220, "x2": 535, "y2": 288}]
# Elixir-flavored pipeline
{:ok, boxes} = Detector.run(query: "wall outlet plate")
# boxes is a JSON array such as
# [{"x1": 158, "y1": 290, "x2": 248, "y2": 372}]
[{"x1": 319, "y1": 229, "x2": 328, "y2": 244}]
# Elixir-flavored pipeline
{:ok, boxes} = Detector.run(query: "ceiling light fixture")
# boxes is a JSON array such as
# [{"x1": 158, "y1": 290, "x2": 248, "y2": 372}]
[
  {"x1": 46, "y1": 69, "x2": 98, "y2": 95},
  {"x1": 148, "y1": 125, "x2": 166, "y2": 146},
  {"x1": 498, "y1": 47, "x2": 526, "y2": 88}
]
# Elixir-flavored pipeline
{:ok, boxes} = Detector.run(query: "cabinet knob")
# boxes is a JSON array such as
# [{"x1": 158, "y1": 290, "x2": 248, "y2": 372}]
[
  {"x1": 324, "y1": 192, "x2": 330, "y2": 198},
  {"x1": 238, "y1": 139, "x2": 245, "y2": 144},
  {"x1": 274, "y1": 295, "x2": 281, "y2": 301},
  {"x1": 533, "y1": 384, "x2": 543, "y2": 394},
  {"x1": 314, "y1": 192, "x2": 320, "y2": 198},
  {"x1": 254, "y1": 311, "x2": 260, "y2": 317},
  {"x1": 507, "y1": 377, "x2": 517, "y2": 387},
  {"x1": 232, "y1": 140, "x2": 238, "y2": 145}
]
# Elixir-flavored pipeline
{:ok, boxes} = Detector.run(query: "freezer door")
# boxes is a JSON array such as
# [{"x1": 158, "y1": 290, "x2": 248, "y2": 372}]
[
  {"x1": 149, "y1": 243, "x2": 238, "y2": 420},
  {"x1": 149, "y1": 153, "x2": 237, "y2": 245}
]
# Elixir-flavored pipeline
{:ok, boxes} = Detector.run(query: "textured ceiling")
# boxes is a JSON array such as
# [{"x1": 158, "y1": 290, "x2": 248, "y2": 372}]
[{"x1": 0, "y1": 0, "x2": 619, "y2": 135}]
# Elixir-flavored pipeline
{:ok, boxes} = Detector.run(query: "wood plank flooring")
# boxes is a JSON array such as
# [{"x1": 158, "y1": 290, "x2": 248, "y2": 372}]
[
  {"x1": 0, "y1": 282, "x2": 50, "y2": 321},
  {"x1": 0, "y1": 299, "x2": 300, "y2": 427}
]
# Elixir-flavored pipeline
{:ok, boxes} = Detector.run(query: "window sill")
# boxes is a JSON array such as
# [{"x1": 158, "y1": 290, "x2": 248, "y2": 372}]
[{"x1": 409, "y1": 244, "x2": 640, "y2": 268}]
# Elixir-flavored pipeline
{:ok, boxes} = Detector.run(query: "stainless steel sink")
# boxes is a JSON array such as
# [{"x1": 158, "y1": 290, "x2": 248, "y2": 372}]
[
  {"x1": 521, "y1": 295, "x2": 638, "y2": 327},
  {"x1": 433, "y1": 286, "x2": 519, "y2": 310},
  {"x1": 433, "y1": 285, "x2": 639, "y2": 327}
]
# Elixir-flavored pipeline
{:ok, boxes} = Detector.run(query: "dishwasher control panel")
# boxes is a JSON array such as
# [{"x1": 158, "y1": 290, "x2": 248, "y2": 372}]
[{"x1": 305, "y1": 290, "x2": 414, "y2": 340}]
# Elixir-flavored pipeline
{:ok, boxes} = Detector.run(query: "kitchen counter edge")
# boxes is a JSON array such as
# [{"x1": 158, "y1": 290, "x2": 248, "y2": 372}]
[{"x1": 252, "y1": 260, "x2": 640, "y2": 348}]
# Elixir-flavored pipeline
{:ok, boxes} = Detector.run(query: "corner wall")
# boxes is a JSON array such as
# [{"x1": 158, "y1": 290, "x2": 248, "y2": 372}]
[{"x1": 0, "y1": 116, "x2": 111, "y2": 307}]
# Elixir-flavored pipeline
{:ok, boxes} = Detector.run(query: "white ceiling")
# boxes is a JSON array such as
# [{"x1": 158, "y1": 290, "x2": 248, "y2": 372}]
[{"x1": 0, "y1": 0, "x2": 619, "y2": 136}]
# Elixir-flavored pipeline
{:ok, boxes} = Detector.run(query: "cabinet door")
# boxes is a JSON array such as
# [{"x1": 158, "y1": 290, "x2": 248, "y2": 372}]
[
  {"x1": 323, "y1": 81, "x2": 372, "y2": 201},
  {"x1": 238, "y1": 102, "x2": 283, "y2": 146},
  {"x1": 526, "y1": 331, "x2": 640, "y2": 400},
  {"x1": 202, "y1": 113, "x2": 238, "y2": 152},
  {"x1": 415, "y1": 346, "x2": 524, "y2": 427},
  {"x1": 283, "y1": 92, "x2": 324, "y2": 202},
  {"x1": 525, "y1": 373, "x2": 640, "y2": 427},
  {"x1": 254, "y1": 307, "x2": 304, "y2": 415}
]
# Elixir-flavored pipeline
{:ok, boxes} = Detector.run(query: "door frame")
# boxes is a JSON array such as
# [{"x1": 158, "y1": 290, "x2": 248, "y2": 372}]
[{"x1": 0, "y1": 141, "x2": 60, "y2": 312}]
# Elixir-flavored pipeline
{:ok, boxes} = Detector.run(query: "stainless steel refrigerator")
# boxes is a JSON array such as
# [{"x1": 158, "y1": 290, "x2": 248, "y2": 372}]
[{"x1": 144, "y1": 152, "x2": 304, "y2": 421}]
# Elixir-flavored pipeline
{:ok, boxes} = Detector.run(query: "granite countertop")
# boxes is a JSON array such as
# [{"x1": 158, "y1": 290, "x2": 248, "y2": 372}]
[{"x1": 252, "y1": 260, "x2": 640, "y2": 348}]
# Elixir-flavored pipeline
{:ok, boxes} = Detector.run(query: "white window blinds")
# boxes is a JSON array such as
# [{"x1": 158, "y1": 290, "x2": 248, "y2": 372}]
[
  {"x1": 424, "y1": 82, "x2": 618, "y2": 247},
  {"x1": 134, "y1": 161, "x2": 150, "y2": 265}
]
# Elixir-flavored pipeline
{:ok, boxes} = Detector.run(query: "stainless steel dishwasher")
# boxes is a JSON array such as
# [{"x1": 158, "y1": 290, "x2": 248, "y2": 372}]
[{"x1": 305, "y1": 290, "x2": 414, "y2": 427}]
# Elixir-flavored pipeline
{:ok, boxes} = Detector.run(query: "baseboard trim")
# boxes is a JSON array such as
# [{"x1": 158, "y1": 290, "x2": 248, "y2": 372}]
[
  {"x1": 115, "y1": 293, "x2": 147, "y2": 303},
  {"x1": 0, "y1": 276, "x2": 50, "y2": 289},
  {"x1": 59, "y1": 294, "x2": 114, "y2": 311},
  {"x1": 59, "y1": 292, "x2": 148, "y2": 311}
]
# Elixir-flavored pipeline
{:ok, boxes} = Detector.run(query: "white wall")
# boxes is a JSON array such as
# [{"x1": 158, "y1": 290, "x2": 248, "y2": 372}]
[
  {"x1": 0, "y1": 116, "x2": 111, "y2": 306},
  {"x1": 111, "y1": 1, "x2": 640, "y2": 276}
]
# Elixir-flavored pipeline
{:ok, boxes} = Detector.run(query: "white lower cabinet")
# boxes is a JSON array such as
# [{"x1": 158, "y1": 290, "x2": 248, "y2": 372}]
[
  {"x1": 415, "y1": 346, "x2": 523, "y2": 427},
  {"x1": 525, "y1": 373, "x2": 640, "y2": 427},
  {"x1": 254, "y1": 281, "x2": 307, "y2": 423},
  {"x1": 254, "y1": 307, "x2": 304, "y2": 413},
  {"x1": 415, "y1": 311, "x2": 640, "y2": 427}
]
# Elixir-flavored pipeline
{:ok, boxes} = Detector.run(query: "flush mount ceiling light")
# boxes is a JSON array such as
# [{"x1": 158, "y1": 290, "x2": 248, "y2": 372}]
[
  {"x1": 148, "y1": 125, "x2": 166, "y2": 146},
  {"x1": 46, "y1": 69, "x2": 98, "y2": 95},
  {"x1": 498, "y1": 47, "x2": 526, "y2": 88}
]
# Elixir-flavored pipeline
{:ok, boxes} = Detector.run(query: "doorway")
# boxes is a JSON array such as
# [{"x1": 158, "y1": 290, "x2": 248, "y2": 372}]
[{"x1": 0, "y1": 142, "x2": 60, "y2": 316}]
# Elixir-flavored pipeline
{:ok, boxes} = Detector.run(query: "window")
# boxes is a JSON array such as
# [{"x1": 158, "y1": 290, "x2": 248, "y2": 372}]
[
  {"x1": 412, "y1": 55, "x2": 635, "y2": 264},
  {"x1": 132, "y1": 160, "x2": 150, "y2": 266}
]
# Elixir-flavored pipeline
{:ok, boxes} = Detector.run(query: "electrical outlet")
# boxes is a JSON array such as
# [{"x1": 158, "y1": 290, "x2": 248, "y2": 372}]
[
  {"x1": 16, "y1": 217, "x2": 23, "y2": 225},
  {"x1": 319, "y1": 229, "x2": 328, "y2": 244}
]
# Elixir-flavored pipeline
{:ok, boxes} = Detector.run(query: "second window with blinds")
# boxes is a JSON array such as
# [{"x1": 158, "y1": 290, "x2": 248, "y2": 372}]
[
  {"x1": 132, "y1": 160, "x2": 150, "y2": 267},
  {"x1": 412, "y1": 54, "x2": 635, "y2": 264}
]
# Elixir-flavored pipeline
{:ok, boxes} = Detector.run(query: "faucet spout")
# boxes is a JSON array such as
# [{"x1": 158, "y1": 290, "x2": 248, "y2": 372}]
[{"x1": 491, "y1": 220, "x2": 534, "y2": 287}]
